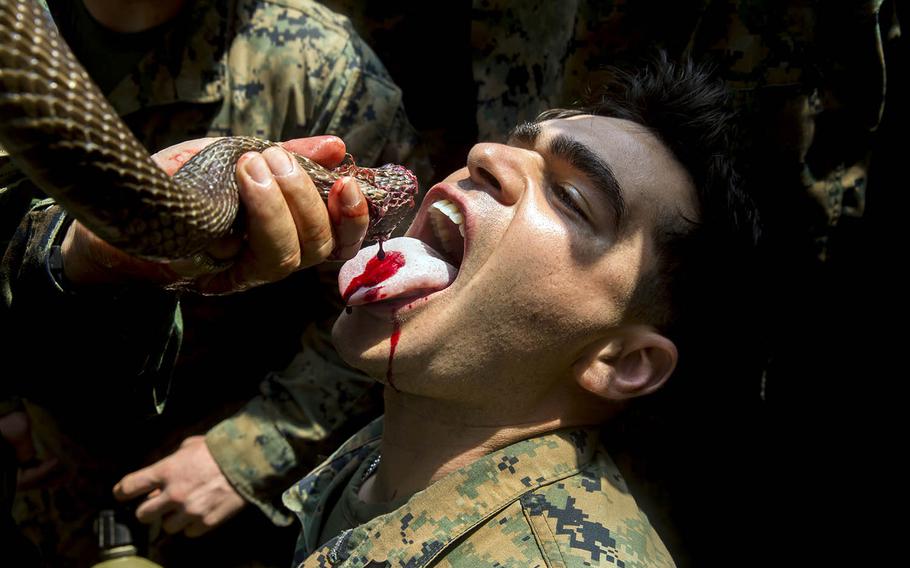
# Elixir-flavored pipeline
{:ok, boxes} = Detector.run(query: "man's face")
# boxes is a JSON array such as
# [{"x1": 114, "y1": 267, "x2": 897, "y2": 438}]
[{"x1": 333, "y1": 115, "x2": 695, "y2": 411}]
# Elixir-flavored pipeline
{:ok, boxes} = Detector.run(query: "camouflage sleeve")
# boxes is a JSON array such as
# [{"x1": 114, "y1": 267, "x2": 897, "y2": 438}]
[
  {"x1": 471, "y1": 0, "x2": 579, "y2": 143},
  {"x1": 205, "y1": 320, "x2": 382, "y2": 526},
  {"x1": 0, "y1": 154, "x2": 181, "y2": 416},
  {"x1": 303, "y1": 31, "x2": 433, "y2": 186}
]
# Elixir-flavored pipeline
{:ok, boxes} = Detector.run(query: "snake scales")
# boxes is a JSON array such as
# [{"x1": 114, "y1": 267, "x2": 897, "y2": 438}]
[{"x1": 0, "y1": 0, "x2": 418, "y2": 261}]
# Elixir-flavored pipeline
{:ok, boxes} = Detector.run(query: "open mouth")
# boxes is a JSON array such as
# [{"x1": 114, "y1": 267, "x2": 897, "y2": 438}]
[
  {"x1": 338, "y1": 195, "x2": 466, "y2": 307},
  {"x1": 423, "y1": 198, "x2": 466, "y2": 269}
]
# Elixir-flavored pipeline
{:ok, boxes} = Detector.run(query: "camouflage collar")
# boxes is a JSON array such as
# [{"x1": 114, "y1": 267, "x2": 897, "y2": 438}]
[
  {"x1": 105, "y1": 0, "x2": 228, "y2": 116},
  {"x1": 282, "y1": 417, "x2": 384, "y2": 554},
  {"x1": 283, "y1": 420, "x2": 599, "y2": 567}
]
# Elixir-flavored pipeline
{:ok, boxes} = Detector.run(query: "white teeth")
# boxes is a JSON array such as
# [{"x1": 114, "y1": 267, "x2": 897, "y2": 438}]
[
  {"x1": 431, "y1": 199, "x2": 465, "y2": 231},
  {"x1": 430, "y1": 199, "x2": 466, "y2": 255}
]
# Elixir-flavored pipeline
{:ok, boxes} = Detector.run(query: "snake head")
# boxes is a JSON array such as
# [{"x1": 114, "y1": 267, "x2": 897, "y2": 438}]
[{"x1": 338, "y1": 162, "x2": 419, "y2": 242}]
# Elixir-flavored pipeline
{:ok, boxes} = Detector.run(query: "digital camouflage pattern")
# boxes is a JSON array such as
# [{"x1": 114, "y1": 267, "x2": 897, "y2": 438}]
[
  {"x1": 1, "y1": 0, "x2": 427, "y2": 565},
  {"x1": 205, "y1": 324, "x2": 382, "y2": 526},
  {"x1": 49, "y1": 0, "x2": 430, "y2": 169},
  {"x1": 283, "y1": 420, "x2": 675, "y2": 567}
]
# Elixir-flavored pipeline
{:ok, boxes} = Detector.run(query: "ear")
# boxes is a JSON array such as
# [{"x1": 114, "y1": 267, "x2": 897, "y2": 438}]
[{"x1": 573, "y1": 326, "x2": 678, "y2": 401}]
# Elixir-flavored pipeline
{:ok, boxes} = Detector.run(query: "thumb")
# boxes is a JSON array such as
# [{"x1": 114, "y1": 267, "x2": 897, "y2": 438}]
[{"x1": 281, "y1": 135, "x2": 346, "y2": 168}]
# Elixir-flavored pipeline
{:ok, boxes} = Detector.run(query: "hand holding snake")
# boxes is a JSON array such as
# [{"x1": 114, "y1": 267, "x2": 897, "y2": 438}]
[
  {"x1": 59, "y1": 135, "x2": 372, "y2": 294},
  {"x1": 0, "y1": 0, "x2": 418, "y2": 294}
]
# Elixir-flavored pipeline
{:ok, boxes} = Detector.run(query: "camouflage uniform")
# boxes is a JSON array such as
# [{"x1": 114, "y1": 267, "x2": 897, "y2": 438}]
[
  {"x1": 283, "y1": 420, "x2": 675, "y2": 567},
  {"x1": 1, "y1": 0, "x2": 428, "y2": 565}
]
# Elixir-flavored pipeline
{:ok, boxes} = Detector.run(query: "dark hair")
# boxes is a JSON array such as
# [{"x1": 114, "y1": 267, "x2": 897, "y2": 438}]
[
  {"x1": 537, "y1": 53, "x2": 761, "y2": 367},
  {"x1": 556, "y1": 55, "x2": 769, "y2": 565}
]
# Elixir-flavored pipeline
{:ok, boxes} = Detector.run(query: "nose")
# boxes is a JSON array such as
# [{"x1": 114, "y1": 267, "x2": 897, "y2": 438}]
[{"x1": 466, "y1": 142, "x2": 536, "y2": 206}]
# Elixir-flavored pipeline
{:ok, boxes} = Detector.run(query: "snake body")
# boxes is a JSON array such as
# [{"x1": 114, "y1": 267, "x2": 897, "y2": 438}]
[{"x1": 0, "y1": 0, "x2": 417, "y2": 261}]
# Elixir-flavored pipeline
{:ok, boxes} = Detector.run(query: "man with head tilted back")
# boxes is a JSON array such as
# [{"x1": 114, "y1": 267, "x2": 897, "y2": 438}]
[{"x1": 282, "y1": 56, "x2": 759, "y2": 567}]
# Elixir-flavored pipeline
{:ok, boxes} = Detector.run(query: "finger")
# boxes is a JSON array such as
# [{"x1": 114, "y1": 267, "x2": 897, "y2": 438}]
[
  {"x1": 161, "y1": 509, "x2": 193, "y2": 535},
  {"x1": 328, "y1": 177, "x2": 369, "y2": 260},
  {"x1": 114, "y1": 465, "x2": 163, "y2": 501},
  {"x1": 135, "y1": 491, "x2": 177, "y2": 524},
  {"x1": 200, "y1": 152, "x2": 301, "y2": 293},
  {"x1": 203, "y1": 233, "x2": 244, "y2": 263},
  {"x1": 183, "y1": 505, "x2": 237, "y2": 539},
  {"x1": 151, "y1": 137, "x2": 222, "y2": 176},
  {"x1": 184, "y1": 519, "x2": 215, "y2": 539},
  {"x1": 263, "y1": 146, "x2": 335, "y2": 269},
  {"x1": 280, "y1": 135, "x2": 346, "y2": 168},
  {"x1": 238, "y1": 152, "x2": 302, "y2": 276}
]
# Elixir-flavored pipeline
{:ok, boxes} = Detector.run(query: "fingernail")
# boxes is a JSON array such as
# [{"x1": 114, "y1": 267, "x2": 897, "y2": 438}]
[
  {"x1": 342, "y1": 177, "x2": 362, "y2": 208},
  {"x1": 264, "y1": 147, "x2": 294, "y2": 176},
  {"x1": 245, "y1": 154, "x2": 272, "y2": 185}
]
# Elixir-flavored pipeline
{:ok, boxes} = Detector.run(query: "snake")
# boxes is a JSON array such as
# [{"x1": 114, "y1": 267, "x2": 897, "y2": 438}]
[{"x1": 0, "y1": 0, "x2": 418, "y2": 261}]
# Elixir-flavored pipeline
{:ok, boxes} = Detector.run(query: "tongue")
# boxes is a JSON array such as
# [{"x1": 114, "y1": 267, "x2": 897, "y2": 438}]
[{"x1": 339, "y1": 237, "x2": 457, "y2": 306}]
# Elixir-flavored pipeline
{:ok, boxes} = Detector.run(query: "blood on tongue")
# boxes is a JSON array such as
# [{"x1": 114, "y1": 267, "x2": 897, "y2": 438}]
[
  {"x1": 341, "y1": 250, "x2": 405, "y2": 304},
  {"x1": 342, "y1": 245, "x2": 408, "y2": 390}
]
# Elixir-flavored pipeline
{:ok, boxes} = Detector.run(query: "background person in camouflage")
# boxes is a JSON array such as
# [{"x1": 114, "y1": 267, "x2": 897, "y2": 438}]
[
  {"x1": 325, "y1": 0, "x2": 893, "y2": 262},
  {"x1": 0, "y1": 0, "x2": 429, "y2": 565},
  {"x1": 283, "y1": 56, "x2": 758, "y2": 567}
]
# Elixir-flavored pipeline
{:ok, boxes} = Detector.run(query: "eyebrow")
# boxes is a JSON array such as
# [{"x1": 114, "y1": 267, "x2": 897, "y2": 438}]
[{"x1": 508, "y1": 121, "x2": 626, "y2": 226}]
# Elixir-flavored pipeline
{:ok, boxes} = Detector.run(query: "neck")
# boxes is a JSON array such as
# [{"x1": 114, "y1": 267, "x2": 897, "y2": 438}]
[
  {"x1": 360, "y1": 388, "x2": 568, "y2": 504},
  {"x1": 82, "y1": 0, "x2": 186, "y2": 33}
]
